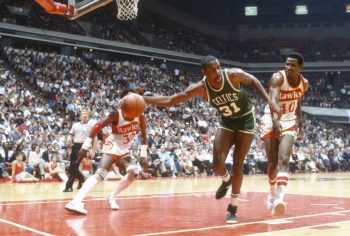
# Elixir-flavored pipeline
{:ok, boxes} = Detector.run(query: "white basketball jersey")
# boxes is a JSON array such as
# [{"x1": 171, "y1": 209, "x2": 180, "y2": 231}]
[
  {"x1": 108, "y1": 110, "x2": 140, "y2": 152},
  {"x1": 264, "y1": 70, "x2": 306, "y2": 122}
]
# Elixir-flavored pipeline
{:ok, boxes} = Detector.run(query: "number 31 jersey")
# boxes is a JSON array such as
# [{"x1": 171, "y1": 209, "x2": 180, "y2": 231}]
[{"x1": 203, "y1": 69, "x2": 254, "y2": 119}]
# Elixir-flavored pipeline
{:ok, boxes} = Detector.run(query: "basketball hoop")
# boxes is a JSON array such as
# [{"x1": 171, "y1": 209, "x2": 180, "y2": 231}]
[{"x1": 115, "y1": 0, "x2": 139, "y2": 20}]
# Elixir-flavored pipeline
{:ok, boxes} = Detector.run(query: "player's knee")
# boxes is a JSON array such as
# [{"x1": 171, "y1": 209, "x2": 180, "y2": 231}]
[
  {"x1": 95, "y1": 168, "x2": 108, "y2": 181},
  {"x1": 126, "y1": 164, "x2": 140, "y2": 175},
  {"x1": 125, "y1": 164, "x2": 140, "y2": 180},
  {"x1": 212, "y1": 157, "x2": 225, "y2": 172}
]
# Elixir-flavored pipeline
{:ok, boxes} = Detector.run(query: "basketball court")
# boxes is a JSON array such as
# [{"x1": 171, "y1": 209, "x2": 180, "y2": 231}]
[
  {"x1": 1, "y1": 173, "x2": 350, "y2": 235},
  {"x1": 3, "y1": 1, "x2": 349, "y2": 236}
]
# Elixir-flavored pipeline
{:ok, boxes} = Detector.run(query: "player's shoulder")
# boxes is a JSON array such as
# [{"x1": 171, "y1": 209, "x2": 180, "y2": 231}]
[
  {"x1": 273, "y1": 70, "x2": 284, "y2": 78},
  {"x1": 226, "y1": 68, "x2": 244, "y2": 75},
  {"x1": 271, "y1": 71, "x2": 284, "y2": 83}
]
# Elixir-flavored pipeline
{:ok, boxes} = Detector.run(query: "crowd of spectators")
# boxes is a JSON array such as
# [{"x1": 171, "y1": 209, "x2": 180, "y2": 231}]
[
  {"x1": 0, "y1": 46, "x2": 349, "y2": 183},
  {"x1": 1, "y1": 1, "x2": 350, "y2": 63}
]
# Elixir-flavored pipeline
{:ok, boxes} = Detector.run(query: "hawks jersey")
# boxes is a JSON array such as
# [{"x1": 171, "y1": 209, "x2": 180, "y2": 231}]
[
  {"x1": 264, "y1": 70, "x2": 307, "y2": 122},
  {"x1": 103, "y1": 110, "x2": 140, "y2": 154},
  {"x1": 203, "y1": 69, "x2": 254, "y2": 119}
]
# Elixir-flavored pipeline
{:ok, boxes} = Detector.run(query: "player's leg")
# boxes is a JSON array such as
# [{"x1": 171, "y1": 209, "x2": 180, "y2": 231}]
[
  {"x1": 65, "y1": 154, "x2": 115, "y2": 214},
  {"x1": 226, "y1": 131, "x2": 254, "y2": 223},
  {"x1": 264, "y1": 137, "x2": 279, "y2": 209},
  {"x1": 272, "y1": 134, "x2": 294, "y2": 216},
  {"x1": 107, "y1": 156, "x2": 138, "y2": 210},
  {"x1": 213, "y1": 128, "x2": 235, "y2": 199}
]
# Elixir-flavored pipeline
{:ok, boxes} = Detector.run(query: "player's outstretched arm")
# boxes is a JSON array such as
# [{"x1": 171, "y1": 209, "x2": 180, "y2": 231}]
[
  {"x1": 228, "y1": 68, "x2": 280, "y2": 114},
  {"x1": 143, "y1": 81, "x2": 205, "y2": 107}
]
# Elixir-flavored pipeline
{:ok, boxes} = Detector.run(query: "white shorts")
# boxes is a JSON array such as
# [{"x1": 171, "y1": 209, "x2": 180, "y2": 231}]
[
  {"x1": 102, "y1": 135, "x2": 130, "y2": 160},
  {"x1": 15, "y1": 171, "x2": 28, "y2": 182},
  {"x1": 260, "y1": 114, "x2": 296, "y2": 139}
]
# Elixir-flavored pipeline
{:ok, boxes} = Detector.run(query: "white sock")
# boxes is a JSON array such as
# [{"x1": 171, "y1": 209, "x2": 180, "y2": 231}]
[
  {"x1": 221, "y1": 170, "x2": 230, "y2": 182},
  {"x1": 230, "y1": 193, "x2": 239, "y2": 206},
  {"x1": 72, "y1": 175, "x2": 99, "y2": 203},
  {"x1": 276, "y1": 172, "x2": 289, "y2": 201},
  {"x1": 110, "y1": 174, "x2": 133, "y2": 199},
  {"x1": 269, "y1": 177, "x2": 277, "y2": 199}
]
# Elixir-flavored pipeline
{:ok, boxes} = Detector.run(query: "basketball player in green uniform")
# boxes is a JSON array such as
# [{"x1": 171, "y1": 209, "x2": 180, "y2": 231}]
[{"x1": 143, "y1": 55, "x2": 279, "y2": 223}]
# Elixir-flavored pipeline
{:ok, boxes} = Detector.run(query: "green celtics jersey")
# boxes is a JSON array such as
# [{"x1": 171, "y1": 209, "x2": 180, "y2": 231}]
[{"x1": 203, "y1": 69, "x2": 254, "y2": 119}]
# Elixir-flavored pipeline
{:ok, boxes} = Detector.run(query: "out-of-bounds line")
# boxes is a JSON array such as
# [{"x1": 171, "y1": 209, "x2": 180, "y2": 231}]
[{"x1": 0, "y1": 218, "x2": 55, "y2": 236}]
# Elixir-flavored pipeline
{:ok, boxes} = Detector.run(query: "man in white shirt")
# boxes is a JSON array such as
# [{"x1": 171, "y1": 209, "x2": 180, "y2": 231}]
[{"x1": 63, "y1": 108, "x2": 95, "y2": 192}]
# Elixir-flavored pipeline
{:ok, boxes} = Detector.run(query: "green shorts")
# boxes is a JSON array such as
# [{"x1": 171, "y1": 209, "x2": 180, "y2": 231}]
[{"x1": 219, "y1": 112, "x2": 256, "y2": 134}]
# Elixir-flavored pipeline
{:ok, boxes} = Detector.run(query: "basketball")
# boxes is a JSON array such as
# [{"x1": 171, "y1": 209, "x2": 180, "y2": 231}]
[{"x1": 120, "y1": 93, "x2": 146, "y2": 118}]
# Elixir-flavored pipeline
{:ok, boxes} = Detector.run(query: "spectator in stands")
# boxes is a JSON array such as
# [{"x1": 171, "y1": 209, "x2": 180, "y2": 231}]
[
  {"x1": 317, "y1": 148, "x2": 331, "y2": 171},
  {"x1": 42, "y1": 143, "x2": 55, "y2": 163},
  {"x1": 27, "y1": 144, "x2": 46, "y2": 178},
  {"x1": 46, "y1": 153, "x2": 68, "y2": 182},
  {"x1": 11, "y1": 152, "x2": 39, "y2": 183},
  {"x1": 158, "y1": 145, "x2": 177, "y2": 178}
]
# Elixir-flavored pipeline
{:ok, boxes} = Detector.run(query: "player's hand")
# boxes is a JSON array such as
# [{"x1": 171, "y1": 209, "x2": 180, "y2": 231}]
[
  {"x1": 272, "y1": 119, "x2": 282, "y2": 136},
  {"x1": 297, "y1": 129, "x2": 304, "y2": 141},
  {"x1": 269, "y1": 101, "x2": 281, "y2": 118},
  {"x1": 76, "y1": 149, "x2": 88, "y2": 164}
]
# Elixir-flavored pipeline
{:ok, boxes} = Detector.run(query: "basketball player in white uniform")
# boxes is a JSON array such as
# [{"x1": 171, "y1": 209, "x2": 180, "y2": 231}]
[
  {"x1": 260, "y1": 52, "x2": 308, "y2": 216},
  {"x1": 65, "y1": 91, "x2": 148, "y2": 215}
]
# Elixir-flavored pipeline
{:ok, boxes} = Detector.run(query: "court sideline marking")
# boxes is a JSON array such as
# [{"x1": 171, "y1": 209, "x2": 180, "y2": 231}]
[
  {"x1": 132, "y1": 210, "x2": 350, "y2": 236},
  {"x1": 0, "y1": 192, "x2": 249, "y2": 206},
  {"x1": 0, "y1": 218, "x2": 54, "y2": 236}
]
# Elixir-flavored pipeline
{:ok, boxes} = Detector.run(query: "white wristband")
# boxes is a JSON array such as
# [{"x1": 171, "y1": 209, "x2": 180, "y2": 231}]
[
  {"x1": 140, "y1": 145, "x2": 147, "y2": 158},
  {"x1": 82, "y1": 137, "x2": 93, "y2": 150}
]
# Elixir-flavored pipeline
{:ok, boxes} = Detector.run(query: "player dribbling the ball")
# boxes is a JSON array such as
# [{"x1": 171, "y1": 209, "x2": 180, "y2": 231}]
[{"x1": 65, "y1": 90, "x2": 148, "y2": 215}]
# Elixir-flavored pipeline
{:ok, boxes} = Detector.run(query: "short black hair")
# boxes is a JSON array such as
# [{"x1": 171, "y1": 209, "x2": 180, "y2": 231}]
[
  {"x1": 201, "y1": 55, "x2": 218, "y2": 68},
  {"x1": 287, "y1": 52, "x2": 304, "y2": 66},
  {"x1": 120, "y1": 88, "x2": 135, "y2": 98}
]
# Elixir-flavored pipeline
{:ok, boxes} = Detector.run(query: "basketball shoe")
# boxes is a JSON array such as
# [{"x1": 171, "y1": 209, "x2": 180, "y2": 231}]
[
  {"x1": 271, "y1": 199, "x2": 286, "y2": 216},
  {"x1": 215, "y1": 176, "x2": 232, "y2": 199},
  {"x1": 107, "y1": 194, "x2": 119, "y2": 210},
  {"x1": 226, "y1": 204, "x2": 238, "y2": 224},
  {"x1": 65, "y1": 201, "x2": 87, "y2": 215}
]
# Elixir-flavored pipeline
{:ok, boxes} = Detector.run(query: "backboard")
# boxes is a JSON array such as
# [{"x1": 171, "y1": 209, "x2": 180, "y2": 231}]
[{"x1": 35, "y1": 0, "x2": 140, "y2": 21}]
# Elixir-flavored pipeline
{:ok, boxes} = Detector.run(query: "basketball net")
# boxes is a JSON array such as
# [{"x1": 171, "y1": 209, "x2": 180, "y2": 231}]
[{"x1": 115, "y1": 0, "x2": 139, "y2": 20}]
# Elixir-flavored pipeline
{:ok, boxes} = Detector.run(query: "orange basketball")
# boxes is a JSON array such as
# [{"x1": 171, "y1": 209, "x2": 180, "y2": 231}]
[{"x1": 120, "y1": 93, "x2": 146, "y2": 118}]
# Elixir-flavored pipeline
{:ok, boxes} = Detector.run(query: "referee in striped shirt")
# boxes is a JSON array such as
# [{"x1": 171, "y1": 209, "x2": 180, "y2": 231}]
[{"x1": 63, "y1": 108, "x2": 95, "y2": 192}]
